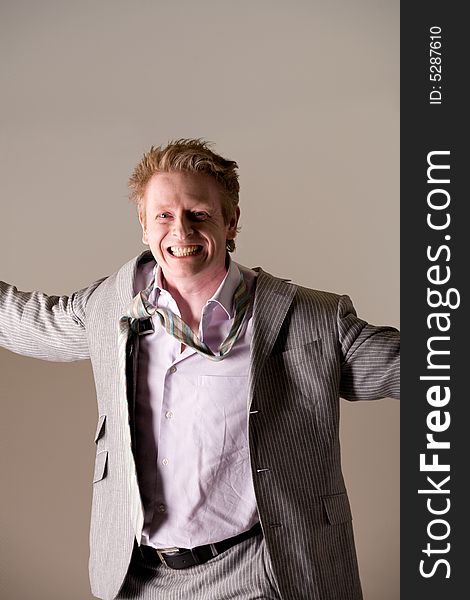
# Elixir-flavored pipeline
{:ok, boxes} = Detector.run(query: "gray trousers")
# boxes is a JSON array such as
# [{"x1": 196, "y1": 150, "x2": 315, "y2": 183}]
[{"x1": 115, "y1": 533, "x2": 281, "y2": 600}]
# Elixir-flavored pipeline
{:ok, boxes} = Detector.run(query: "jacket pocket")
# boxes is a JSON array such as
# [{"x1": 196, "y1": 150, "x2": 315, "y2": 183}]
[
  {"x1": 322, "y1": 492, "x2": 352, "y2": 525},
  {"x1": 94, "y1": 414, "x2": 106, "y2": 443},
  {"x1": 269, "y1": 339, "x2": 322, "y2": 367},
  {"x1": 93, "y1": 450, "x2": 108, "y2": 483}
]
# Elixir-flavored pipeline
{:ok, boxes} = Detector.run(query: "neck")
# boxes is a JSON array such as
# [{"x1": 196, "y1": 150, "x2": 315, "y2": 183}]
[{"x1": 161, "y1": 266, "x2": 228, "y2": 332}]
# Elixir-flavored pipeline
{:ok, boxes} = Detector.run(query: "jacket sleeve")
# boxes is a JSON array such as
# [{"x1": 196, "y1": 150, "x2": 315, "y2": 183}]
[
  {"x1": 338, "y1": 295, "x2": 400, "y2": 400},
  {"x1": 0, "y1": 278, "x2": 106, "y2": 362}
]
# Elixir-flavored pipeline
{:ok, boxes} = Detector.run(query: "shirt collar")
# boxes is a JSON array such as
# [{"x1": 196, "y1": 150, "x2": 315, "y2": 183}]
[
  {"x1": 208, "y1": 258, "x2": 241, "y2": 318},
  {"x1": 152, "y1": 257, "x2": 241, "y2": 320}
]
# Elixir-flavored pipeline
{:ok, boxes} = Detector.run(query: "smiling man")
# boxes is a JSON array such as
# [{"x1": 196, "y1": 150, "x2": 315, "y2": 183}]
[{"x1": 0, "y1": 139, "x2": 400, "y2": 600}]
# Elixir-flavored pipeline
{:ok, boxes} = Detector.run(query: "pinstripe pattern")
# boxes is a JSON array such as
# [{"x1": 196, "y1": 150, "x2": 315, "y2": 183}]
[
  {"x1": 116, "y1": 535, "x2": 281, "y2": 600},
  {"x1": 0, "y1": 251, "x2": 400, "y2": 600},
  {"x1": 0, "y1": 278, "x2": 104, "y2": 360},
  {"x1": 117, "y1": 313, "x2": 145, "y2": 550}
]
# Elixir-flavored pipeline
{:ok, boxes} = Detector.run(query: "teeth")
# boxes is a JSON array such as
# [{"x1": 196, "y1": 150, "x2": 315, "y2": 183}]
[{"x1": 170, "y1": 245, "x2": 200, "y2": 257}]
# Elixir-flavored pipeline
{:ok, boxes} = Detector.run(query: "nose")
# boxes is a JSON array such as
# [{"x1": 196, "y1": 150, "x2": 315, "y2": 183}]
[{"x1": 171, "y1": 213, "x2": 193, "y2": 240}]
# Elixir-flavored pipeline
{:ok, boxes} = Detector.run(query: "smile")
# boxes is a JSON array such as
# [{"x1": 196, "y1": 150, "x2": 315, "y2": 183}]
[{"x1": 168, "y1": 245, "x2": 203, "y2": 257}]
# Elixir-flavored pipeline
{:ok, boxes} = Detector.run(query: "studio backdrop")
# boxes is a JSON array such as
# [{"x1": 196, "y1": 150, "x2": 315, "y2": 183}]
[{"x1": 0, "y1": 1, "x2": 399, "y2": 599}]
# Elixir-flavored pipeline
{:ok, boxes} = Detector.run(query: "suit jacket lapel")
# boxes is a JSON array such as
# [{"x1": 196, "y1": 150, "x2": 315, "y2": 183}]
[
  {"x1": 116, "y1": 250, "x2": 154, "y2": 312},
  {"x1": 114, "y1": 249, "x2": 156, "y2": 426},
  {"x1": 249, "y1": 269, "x2": 297, "y2": 409},
  {"x1": 114, "y1": 251, "x2": 155, "y2": 541}
]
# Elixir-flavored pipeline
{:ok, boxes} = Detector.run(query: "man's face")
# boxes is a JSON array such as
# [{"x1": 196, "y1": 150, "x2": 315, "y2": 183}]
[{"x1": 139, "y1": 171, "x2": 239, "y2": 284}]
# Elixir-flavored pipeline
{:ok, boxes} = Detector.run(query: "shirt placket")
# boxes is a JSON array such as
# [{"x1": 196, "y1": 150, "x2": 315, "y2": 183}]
[{"x1": 151, "y1": 292, "x2": 196, "y2": 530}]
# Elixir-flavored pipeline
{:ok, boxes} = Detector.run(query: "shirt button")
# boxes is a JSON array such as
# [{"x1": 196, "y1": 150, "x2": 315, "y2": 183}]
[
  {"x1": 165, "y1": 411, "x2": 173, "y2": 419},
  {"x1": 161, "y1": 458, "x2": 169, "y2": 466},
  {"x1": 169, "y1": 366, "x2": 177, "y2": 374},
  {"x1": 157, "y1": 503, "x2": 166, "y2": 513}
]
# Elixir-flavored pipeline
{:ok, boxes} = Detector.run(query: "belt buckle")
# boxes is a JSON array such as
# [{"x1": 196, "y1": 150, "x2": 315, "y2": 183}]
[{"x1": 156, "y1": 547, "x2": 180, "y2": 567}]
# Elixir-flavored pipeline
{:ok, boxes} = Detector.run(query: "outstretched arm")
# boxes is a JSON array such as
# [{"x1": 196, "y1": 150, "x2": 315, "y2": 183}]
[
  {"x1": 338, "y1": 295, "x2": 400, "y2": 400},
  {"x1": 0, "y1": 278, "x2": 105, "y2": 362}
]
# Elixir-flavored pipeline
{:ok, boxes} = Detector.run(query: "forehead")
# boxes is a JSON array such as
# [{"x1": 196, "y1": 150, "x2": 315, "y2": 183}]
[{"x1": 143, "y1": 171, "x2": 223, "y2": 208}]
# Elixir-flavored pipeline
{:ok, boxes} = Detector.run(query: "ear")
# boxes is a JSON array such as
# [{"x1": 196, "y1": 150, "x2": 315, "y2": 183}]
[
  {"x1": 138, "y1": 206, "x2": 149, "y2": 245},
  {"x1": 226, "y1": 206, "x2": 240, "y2": 240}
]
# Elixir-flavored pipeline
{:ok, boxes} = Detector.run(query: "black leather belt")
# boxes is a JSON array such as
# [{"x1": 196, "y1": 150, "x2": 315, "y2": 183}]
[{"x1": 140, "y1": 522, "x2": 262, "y2": 570}]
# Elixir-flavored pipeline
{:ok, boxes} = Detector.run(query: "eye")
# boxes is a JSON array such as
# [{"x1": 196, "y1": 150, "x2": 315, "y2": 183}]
[
  {"x1": 191, "y1": 211, "x2": 209, "y2": 221},
  {"x1": 156, "y1": 212, "x2": 172, "y2": 220}
]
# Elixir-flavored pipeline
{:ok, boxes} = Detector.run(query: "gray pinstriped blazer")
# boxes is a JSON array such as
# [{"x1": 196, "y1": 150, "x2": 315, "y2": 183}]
[{"x1": 0, "y1": 251, "x2": 400, "y2": 600}]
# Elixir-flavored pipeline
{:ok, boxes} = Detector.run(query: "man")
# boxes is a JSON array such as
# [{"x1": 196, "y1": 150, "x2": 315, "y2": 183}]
[{"x1": 0, "y1": 139, "x2": 399, "y2": 600}]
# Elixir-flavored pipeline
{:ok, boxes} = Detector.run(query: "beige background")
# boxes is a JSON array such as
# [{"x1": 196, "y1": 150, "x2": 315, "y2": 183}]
[{"x1": 0, "y1": 1, "x2": 399, "y2": 599}]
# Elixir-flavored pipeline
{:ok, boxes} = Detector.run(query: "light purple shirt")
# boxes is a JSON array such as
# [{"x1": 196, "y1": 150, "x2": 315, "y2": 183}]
[{"x1": 133, "y1": 258, "x2": 258, "y2": 548}]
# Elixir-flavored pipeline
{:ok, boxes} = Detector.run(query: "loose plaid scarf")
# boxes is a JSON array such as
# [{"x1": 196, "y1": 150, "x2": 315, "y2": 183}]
[{"x1": 120, "y1": 272, "x2": 251, "y2": 361}]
